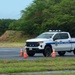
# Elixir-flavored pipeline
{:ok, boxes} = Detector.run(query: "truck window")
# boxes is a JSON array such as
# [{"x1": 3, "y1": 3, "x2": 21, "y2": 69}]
[
  {"x1": 60, "y1": 33, "x2": 69, "y2": 39},
  {"x1": 53, "y1": 33, "x2": 60, "y2": 40},
  {"x1": 53, "y1": 33, "x2": 69, "y2": 40},
  {"x1": 36, "y1": 33, "x2": 53, "y2": 39}
]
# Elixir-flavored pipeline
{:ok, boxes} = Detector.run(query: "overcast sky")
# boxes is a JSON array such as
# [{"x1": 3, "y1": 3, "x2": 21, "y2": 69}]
[{"x1": 0, "y1": 0, "x2": 33, "y2": 19}]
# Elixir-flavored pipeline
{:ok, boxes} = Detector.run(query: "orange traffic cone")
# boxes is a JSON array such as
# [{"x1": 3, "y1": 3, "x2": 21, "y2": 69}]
[
  {"x1": 23, "y1": 49, "x2": 28, "y2": 58},
  {"x1": 20, "y1": 48, "x2": 23, "y2": 56},
  {"x1": 51, "y1": 49, "x2": 56, "y2": 58}
]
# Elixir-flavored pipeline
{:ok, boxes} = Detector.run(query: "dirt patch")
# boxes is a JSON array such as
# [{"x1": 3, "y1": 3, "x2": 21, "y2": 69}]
[{"x1": 0, "y1": 30, "x2": 24, "y2": 42}]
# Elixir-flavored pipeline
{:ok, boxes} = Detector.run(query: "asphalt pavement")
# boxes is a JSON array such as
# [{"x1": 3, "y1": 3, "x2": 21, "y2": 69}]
[
  {"x1": 0, "y1": 48, "x2": 75, "y2": 75},
  {"x1": 0, "y1": 48, "x2": 75, "y2": 60}
]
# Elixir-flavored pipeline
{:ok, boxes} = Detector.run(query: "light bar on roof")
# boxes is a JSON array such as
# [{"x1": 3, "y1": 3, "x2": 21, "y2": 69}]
[{"x1": 49, "y1": 30, "x2": 61, "y2": 32}]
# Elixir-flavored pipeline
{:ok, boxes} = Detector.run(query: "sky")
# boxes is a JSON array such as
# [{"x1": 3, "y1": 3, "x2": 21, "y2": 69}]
[{"x1": 0, "y1": 0, "x2": 33, "y2": 19}]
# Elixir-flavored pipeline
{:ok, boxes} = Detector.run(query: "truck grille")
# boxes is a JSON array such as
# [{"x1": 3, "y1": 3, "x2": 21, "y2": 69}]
[{"x1": 26, "y1": 42, "x2": 39, "y2": 47}]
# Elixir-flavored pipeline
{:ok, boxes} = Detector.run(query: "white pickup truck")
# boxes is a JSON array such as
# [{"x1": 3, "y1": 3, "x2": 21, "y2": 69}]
[{"x1": 25, "y1": 30, "x2": 75, "y2": 57}]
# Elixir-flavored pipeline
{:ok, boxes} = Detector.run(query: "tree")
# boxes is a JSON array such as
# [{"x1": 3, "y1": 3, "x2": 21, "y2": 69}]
[
  {"x1": 9, "y1": 0, "x2": 75, "y2": 36},
  {"x1": 0, "y1": 19, "x2": 15, "y2": 35}
]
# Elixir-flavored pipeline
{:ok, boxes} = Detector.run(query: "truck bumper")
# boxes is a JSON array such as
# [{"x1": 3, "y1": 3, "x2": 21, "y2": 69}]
[{"x1": 26, "y1": 48, "x2": 44, "y2": 53}]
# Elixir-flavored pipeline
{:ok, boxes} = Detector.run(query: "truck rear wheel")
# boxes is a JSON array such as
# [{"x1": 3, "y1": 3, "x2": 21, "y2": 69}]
[
  {"x1": 58, "y1": 51, "x2": 66, "y2": 56},
  {"x1": 73, "y1": 49, "x2": 75, "y2": 55},
  {"x1": 43, "y1": 46, "x2": 52, "y2": 57},
  {"x1": 27, "y1": 51, "x2": 35, "y2": 56}
]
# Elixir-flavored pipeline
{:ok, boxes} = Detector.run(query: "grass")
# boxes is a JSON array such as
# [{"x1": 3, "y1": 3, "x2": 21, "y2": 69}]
[
  {"x1": 0, "y1": 42, "x2": 25, "y2": 48},
  {"x1": 0, "y1": 57, "x2": 75, "y2": 74},
  {"x1": 0, "y1": 30, "x2": 35, "y2": 48}
]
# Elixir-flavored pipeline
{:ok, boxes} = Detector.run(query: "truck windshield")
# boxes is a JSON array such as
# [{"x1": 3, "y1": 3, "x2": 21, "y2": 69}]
[{"x1": 36, "y1": 34, "x2": 53, "y2": 39}]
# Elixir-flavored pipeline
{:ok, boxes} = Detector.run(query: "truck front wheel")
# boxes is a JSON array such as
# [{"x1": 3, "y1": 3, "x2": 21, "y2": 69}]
[
  {"x1": 43, "y1": 46, "x2": 52, "y2": 57},
  {"x1": 58, "y1": 51, "x2": 66, "y2": 56},
  {"x1": 27, "y1": 51, "x2": 35, "y2": 57},
  {"x1": 73, "y1": 49, "x2": 75, "y2": 55}
]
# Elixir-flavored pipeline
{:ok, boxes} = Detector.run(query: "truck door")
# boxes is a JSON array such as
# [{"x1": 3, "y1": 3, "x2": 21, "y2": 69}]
[{"x1": 53, "y1": 33, "x2": 71, "y2": 51}]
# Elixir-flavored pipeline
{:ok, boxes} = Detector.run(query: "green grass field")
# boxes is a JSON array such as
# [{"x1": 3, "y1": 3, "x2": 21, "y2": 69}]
[
  {"x1": 0, "y1": 58, "x2": 75, "y2": 74},
  {"x1": 0, "y1": 42, "x2": 25, "y2": 48}
]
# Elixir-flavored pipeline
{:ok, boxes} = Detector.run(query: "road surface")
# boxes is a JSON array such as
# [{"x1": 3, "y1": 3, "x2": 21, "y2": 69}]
[{"x1": 0, "y1": 48, "x2": 75, "y2": 60}]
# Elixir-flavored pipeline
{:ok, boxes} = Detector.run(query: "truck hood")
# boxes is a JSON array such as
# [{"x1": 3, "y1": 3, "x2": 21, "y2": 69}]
[{"x1": 26, "y1": 38, "x2": 50, "y2": 42}]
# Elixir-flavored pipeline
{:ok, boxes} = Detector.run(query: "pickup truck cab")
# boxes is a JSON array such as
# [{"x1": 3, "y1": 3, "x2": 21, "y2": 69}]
[{"x1": 25, "y1": 30, "x2": 75, "y2": 57}]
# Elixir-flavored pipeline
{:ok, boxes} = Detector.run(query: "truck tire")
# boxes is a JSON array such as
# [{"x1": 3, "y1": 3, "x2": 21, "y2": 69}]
[
  {"x1": 73, "y1": 49, "x2": 75, "y2": 55},
  {"x1": 27, "y1": 51, "x2": 35, "y2": 56},
  {"x1": 58, "y1": 51, "x2": 66, "y2": 56},
  {"x1": 43, "y1": 46, "x2": 52, "y2": 57}
]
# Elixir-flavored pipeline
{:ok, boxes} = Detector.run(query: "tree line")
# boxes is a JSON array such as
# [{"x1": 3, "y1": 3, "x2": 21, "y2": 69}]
[
  {"x1": 0, "y1": 0, "x2": 75, "y2": 37},
  {"x1": 0, "y1": 19, "x2": 16, "y2": 35}
]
